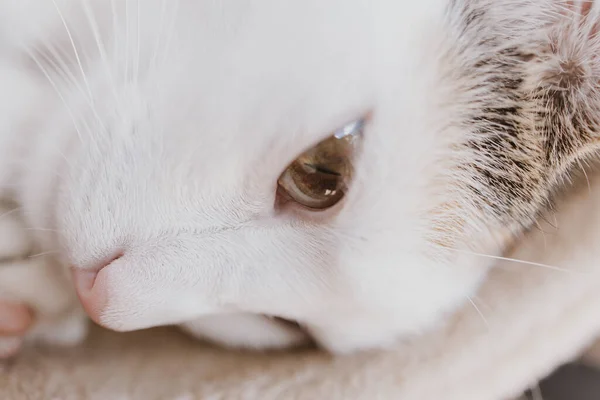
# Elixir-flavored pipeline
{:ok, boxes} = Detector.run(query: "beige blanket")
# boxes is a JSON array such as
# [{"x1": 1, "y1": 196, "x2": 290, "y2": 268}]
[{"x1": 2, "y1": 176, "x2": 600, "y2": 400}]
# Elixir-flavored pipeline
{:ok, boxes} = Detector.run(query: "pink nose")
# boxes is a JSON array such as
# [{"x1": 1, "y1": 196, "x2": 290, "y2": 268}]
[{"x1": 71, "y1": 254, "x2": 122, "y2": 326}]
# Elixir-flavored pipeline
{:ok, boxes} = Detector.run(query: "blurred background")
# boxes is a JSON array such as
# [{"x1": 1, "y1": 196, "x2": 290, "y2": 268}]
[{"x1": 525, "y1": 362, "x2": 600, "y2": 400}]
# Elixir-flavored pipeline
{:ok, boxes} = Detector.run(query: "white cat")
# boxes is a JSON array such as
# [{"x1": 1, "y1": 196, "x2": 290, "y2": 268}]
[{"x1": 0, "y1": 0, "x2": 599, "y2": 356}]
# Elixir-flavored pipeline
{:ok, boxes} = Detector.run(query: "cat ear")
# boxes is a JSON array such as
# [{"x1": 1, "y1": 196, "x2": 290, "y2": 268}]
[{"x1": 534, "y1": 0, "x2": 600, "y2": 183}]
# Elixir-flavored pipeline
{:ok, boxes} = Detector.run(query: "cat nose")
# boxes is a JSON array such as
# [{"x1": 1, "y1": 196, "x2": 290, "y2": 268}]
[{"x1": 71, "y1": 253, "x2": 122, "y2": 326}]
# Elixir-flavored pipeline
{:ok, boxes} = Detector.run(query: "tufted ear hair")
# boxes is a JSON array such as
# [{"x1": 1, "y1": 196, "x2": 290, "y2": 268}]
[{"x1": 529, "y1": 0, "x2": 600, "y2": 185}]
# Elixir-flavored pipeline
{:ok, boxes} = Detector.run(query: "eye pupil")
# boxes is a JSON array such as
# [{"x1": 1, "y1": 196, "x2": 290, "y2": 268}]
[
  {"x1": 309, "y1": 165, "x2": 341, "y2": 176},
  {"x1": 290, "y1": 161, "x2": 345, "y2": 201},
  {"x1": 277, "y1": 118, "x2": 364, "y2": 211}
]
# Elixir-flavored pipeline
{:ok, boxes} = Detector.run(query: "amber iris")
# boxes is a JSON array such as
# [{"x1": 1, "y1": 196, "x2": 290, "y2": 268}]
[{"x1": 278, "y1": 119, "x2": 364, "y2": 210}]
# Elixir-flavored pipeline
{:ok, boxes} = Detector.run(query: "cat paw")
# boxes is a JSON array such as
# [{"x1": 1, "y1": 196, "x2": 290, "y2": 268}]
[
  {"x1": 0, "y1": 257, "x2": 89, "y2": 356},
  {"x1": 0, "y1": 303, "x2": 88, "y2": 359},
  {"x1": 0, "y1": 203, "x2": 89, "y2": 359},
  {"x1": 0, "y1": 301, "x2": 34, "y2": 358},
  {"x1": 180, "y1": 313, "x2": 312, "y2": 351},
  {"x1": 26, "y1": 307, "x2": 89, "y2": 348}
]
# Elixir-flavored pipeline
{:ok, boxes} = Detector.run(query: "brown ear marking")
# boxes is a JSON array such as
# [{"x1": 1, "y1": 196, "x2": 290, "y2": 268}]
[
  {"x1": 533, "y1": 3, "x2": 600, "y2": 180},
  {"x1": 443, "y1": 0, "x2": 600, "y2": 235}
]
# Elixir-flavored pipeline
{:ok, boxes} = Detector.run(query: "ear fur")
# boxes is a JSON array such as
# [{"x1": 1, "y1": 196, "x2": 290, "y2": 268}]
[{"x1": 527, "y1": 0, "x2": 600, "y2": 186}]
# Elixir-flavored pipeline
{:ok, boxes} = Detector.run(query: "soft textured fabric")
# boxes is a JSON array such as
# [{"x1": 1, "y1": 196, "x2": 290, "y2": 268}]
[{"x1": 2, "y1": 179, "x2": 600, "y2": 400}]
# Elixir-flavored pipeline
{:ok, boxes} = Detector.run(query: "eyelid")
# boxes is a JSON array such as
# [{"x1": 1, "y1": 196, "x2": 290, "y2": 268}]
[{"x1": 288, "y1": 111, "x2": 372, "y2": 167}]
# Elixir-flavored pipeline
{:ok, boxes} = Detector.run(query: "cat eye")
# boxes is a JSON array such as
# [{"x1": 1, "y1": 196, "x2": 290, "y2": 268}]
[{"x1": 277, "y1": 118, "x2": 364, "y2": 210}]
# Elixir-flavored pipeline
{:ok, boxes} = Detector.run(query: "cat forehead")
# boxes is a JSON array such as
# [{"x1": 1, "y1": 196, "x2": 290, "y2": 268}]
[
  {"x1": 148, "y1": 1, "x2": 376, "y2": 128},
  {"x1": 38, "y1": 0, "x2": 446, "y2": 147},
  {"x1": 60, "y1": 0, "x2": 446, "y2": 198},
  {"x1": 109, "y1": 0, "x2": 444, "y2": 155},
  {"x1": 96, "y1": 2, "x2": 381, "y2": 170}
]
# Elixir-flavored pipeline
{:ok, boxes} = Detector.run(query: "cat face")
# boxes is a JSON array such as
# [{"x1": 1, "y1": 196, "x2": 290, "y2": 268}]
[{"x1": 12, "y1": 0, "x2": 600, "y2": 352}]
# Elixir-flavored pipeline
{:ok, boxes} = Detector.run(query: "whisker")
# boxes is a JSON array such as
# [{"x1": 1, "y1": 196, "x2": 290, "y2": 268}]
[
  {"x1": 50, "y1": 0, "x2": 107, "y2": 157},
  {"x1": 161, "y1": 0, "x2": 180, "y2": 68},
  {"x1": 28, "y1": 250, "x2": 60, "y2": 259},
  {"x1": 152, "y1": 0, "x2": 179, "y2": 106},
  {"x1": 25, "y1": 228, "x2": 63, "y2": 234},
  {"x1": 111, "y1": 0, "x2": 119, "y2": 71},
  {"x1": 0, "y1": 207, "x2": 21, "y2": 220},
  {"x1": 467, "y1": 296, "x2": 489, "y2": 330},
  {"x1": 551, "y1": 212, "x2": 559, "y2": 230},
  {"x1": 36, "y1": 39, "x2": 86, "y2": 101},
  {"x1": 472, "y1": 295, "x2": 493, "y2": 313},
  {"x1": 538, "y1": 212, "x2": 558, "y2": 230},
  {"x1": 51, "y1": 0, "x2": 93, "y2": 101},
  {"x1": 81, "y1": 0, "x2": 120, "y2": 104},
  {"x1": 150, "y1": 0, "x2": 168, "y2": 76},
  {"x1": 577, "y1": 158, "x2": 592, "y2": 195},
  {"x1": 52, "y1": 147, "x2": 75, "y2": 171},
  {"x1": 32, "y1": 41, "x2": 99, "y2": 150},
  {"x1": 450, "y1": 248, "x2": 583, "y2": 274},
  {"x1": 532, "y1": 220, "x2": 548, "y2": 250},
  {"x1": 135, "y1": 0, "x2": 142, "y2": 85},
  {"x1": 125, "y1": 0, "x2": 131, "y2": 80},
  {"x1": 27, "y1": 49, "x2": 87, "y2": 146}
]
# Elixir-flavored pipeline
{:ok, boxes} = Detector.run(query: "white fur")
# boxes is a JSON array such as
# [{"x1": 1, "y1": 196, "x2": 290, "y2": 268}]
[{"x1": 0, "y1": 0, "x2": 586, "y2": 354}]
